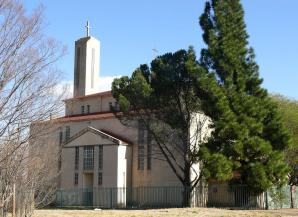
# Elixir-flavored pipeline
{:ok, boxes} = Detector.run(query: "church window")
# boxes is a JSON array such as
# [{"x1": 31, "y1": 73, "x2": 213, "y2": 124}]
[
  {"x1": 147, "y1": 132, "x2": 152, "y2": 170},
  {"x1": 87, "y1": 105, "x2": 90, "y2": 114},
  {"x1": 58, "y1": 155, "x2": 62, "y2": 171},
  {"x1": 81, "y1": 105, "x2": 85, "y2": 114},
  {"x1": 98, "y1": 172, "x2": 102, "y2": 186},
  {"x1": 83, "y1": 146, "x2": 94, "y2": 170},
  {"x1": 65, "y1": 126, "x2": 70, "y2": 141},
  {"x1": 59, "y1": 128, "x2": 63, "y2": 145},
  {"x1": 138, "y1": 120, "x2": 145, "y2": 170},
  {"x1": 109, "y1": 102, "x2": 113, "y2": 111},
  {"x1": 138, "y1": 145, "x2": 144, "y2": 170},
  {"x1": 114, "y1": 102, "x2": 119, "y2": 111},
  {"x1": 74, "y1": 173, "x2": 78, "y2": 185},
  {"x1": 91, "y1": 48, "x2": 95, "y2": 88},
  {"x1": 138, "y1": 121, "x2": 145, "y2": 144},
  {"x1": 75, "y1": 47, "x2": 80, "y2": 88},
  {"x1": 75, "y1": 147, "x2": 79, "y2": 170},
  {"x1": 98, "y1": 145, "x2": 103, "y2": 170}
]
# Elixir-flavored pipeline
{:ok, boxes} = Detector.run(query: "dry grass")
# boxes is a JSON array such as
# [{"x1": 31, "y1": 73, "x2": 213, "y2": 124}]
[{"x1": 32, "y1": 208, "x2": 298, "y2": 217}]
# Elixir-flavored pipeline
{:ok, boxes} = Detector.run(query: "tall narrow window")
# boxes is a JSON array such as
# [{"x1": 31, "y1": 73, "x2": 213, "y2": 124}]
[
  {"x1": 83, "y1": 146, "x2": 94, "y2": 170},
  {"x1": 74, "y1": 173, "x2": 78, "y2": 185},
  {"x1": 59, "y1": 128, "x2": 63, "y2": 145},
  {"x1": 115, "y1": 102, "x2": 119, "y2": 111},
  {"x1": 58, "y1": 155, "x2": 62, "y2": 171},
  {"x1": 58, "y1": 127, "x2": 63, "y2": 171},
  {"x1": 65, "y1": 126, "x2": 70, "y2": 141},
  {"x1": 98, "y1": 145, "x2": 103, "y2": 170},
  {"x1": 147, "y1": 132, "x2": 152, "y2": 170},
  {"x1": 138, "y1": 120, "x2": 145, "y2": 170},
  {"x1": 75, "y1": 147, "x2": 79, "y2": 170},
  {"x1": 91, "y1": 48, "x2": 95, "y2": 88},
  {"x1": 75, "y1": 47, "x2": 81, "y2": 88},
  {"x1": 109, "y1": 102, "x2": 113, "y2": 111},
  {"x1": 87, "y1": 105, "x2": 90, "y2": 114},
  {"x1": 98, "y1": 172, "x2": 102, "y2": 186},
  {"x1": 81, "y1": 105, "x2": 85, "y2": 114}
]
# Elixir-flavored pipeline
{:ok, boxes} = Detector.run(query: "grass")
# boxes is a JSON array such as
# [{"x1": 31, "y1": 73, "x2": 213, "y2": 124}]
[{"x1": 32, "y1": 208, "x2": 298, "y2": 217}]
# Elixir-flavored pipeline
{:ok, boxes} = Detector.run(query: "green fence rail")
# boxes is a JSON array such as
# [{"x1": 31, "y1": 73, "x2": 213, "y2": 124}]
[
  {"x1": 207, "y1": 184, "x2": 267, "y2": 209},
  {"x1": 56, "y1": 186, "x2": 207, "y2": 208},
  {"x1": 56, "y1": 185, "x2": 283, "y2": 209},
  {"x1": 266, "y1": 185, "x2": 298, "y2": 209}
]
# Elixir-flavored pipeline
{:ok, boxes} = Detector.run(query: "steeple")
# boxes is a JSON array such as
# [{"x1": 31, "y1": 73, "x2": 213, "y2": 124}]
[{"x1": 73, "y1": 22, "x2": 100, "y2": 97}]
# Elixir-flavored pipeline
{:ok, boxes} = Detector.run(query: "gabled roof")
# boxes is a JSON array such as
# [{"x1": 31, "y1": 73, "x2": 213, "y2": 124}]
[
  {"x1": 54, "y1": 112, "x2": 117, "y2": 123},
  {"x1": 63, "y1": 126, "x2": 132, "y2": 147},
  {"x1": 100, "y1": 129, "x2": 133, "y2": 145},
  {"x1": 64, "y1": 91, "x2": 112, "y2": 102}
]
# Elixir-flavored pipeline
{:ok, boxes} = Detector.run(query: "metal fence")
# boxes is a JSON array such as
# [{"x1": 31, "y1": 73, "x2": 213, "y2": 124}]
[
  {"x1": 207, "y1": 184, "x2": 266, "y2": 209},
  {"x1": 55, "y1": 185, "x2": 272, "y2": 209},
  {"x1": 266, "y1": 185, "x2": 298, "y2": 209},
  {"x1": 56, "y1": 186, "x2": 207, "y2": 208}
]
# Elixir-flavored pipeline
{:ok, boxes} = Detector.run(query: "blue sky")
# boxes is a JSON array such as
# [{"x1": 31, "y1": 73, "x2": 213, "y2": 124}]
[{"x1": 23, "y1": 0, "x2": 298, "y2": 99}]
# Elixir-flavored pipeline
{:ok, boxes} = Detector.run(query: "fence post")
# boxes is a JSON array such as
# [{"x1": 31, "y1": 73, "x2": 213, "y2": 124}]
[
  {"x1": 60, "y1": 189, "x2": 63, "y2": 207},
  {"x1": 110, "y1": 188, "x2": 113, "y2": 208},
  {"x1": 12, "y1": 183, "x2": 15, "y2": 217},
  {"x1": 265, "y1": 191, "x2": 269, "y2": 210}
]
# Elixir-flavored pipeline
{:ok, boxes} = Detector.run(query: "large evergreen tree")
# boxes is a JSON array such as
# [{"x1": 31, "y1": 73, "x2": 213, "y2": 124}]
[
  {"x1": 198, "y1": 0, "x2": 290, "y2": 192},
  {"x1": 112, "y1": 48, "x2": 224, "y2": 206}
]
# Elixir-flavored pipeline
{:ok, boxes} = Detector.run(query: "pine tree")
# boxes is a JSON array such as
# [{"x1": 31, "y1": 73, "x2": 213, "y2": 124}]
[
  {"x1": 198, "y1": 0, "x2": 290, "y2": 192},
  {"x1": 112, "y1": 48, "x2": 218, "y2": 206}
]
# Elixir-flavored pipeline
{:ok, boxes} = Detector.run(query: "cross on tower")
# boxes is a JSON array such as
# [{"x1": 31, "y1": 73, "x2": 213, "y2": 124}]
[{"x1": 85, "y1": 21, "x2": 91, "y2": 37}]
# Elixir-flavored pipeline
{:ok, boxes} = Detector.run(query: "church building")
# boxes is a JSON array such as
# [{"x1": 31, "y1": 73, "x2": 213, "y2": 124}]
[
  {"x1": 30, "y1": 23, "x2": 272, "y2": 209},
  {"x1": 35, "y1": 23, "x2": 203, "y2": 207}
]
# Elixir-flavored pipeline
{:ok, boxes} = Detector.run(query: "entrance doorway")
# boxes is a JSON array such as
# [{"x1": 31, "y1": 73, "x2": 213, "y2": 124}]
[{"x1": 83, "y1": 173, "x2": 93, "y2": 206}]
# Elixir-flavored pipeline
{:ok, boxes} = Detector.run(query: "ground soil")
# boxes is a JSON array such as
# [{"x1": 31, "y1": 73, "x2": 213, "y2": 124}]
[{"x1": 32, "y1": 208, "x2": 298, "y2": 217}]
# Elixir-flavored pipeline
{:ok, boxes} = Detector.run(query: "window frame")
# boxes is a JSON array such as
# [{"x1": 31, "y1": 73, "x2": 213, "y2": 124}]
[
  {"x1": 83, "y1": 146, "x2": 94, "y2": 170},
  {"x1": 65, "y1": 126, "x2": 70, "y2": 141},
  {"x1": 147, "y1": 132, "x2": 152, "y2": 170},
  {"x1": 75, "y1": 147, "x2": 79, "y2": 170},
  {"x1": 137, "y1": 120, "x2": 145, "y2": 170},
  {"x1": 74, "y1": 173, "x2": 78, "y2": 185},
  {"x1": 98, "y1": 145, "x2": 103, "y2": 170},
  {"x1": 98, "y1": 172, "x2": 102, "y2": 186},
  {"x1": 59, "y1": 128, "x2": 63, "y2": 145}
]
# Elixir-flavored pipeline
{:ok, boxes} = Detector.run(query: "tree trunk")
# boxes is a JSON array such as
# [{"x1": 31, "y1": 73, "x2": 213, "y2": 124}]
[
  {"x1": 182, "y1": 162, "x2": 191, "y2": 207},
  {"x1": 290, "y1": 185, "x2": 296, "y2": 208},
  {"x1": 182, "y1": 183, "x2": 191, "y2": 207},
  {"x1": 181, "y1": 126, "x2": 192, "y2": 208}
]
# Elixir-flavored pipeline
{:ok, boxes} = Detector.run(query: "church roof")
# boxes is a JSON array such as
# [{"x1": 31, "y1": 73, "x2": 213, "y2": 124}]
[
  {"x1": 54, "y1": 111, "x2": 118, "y2": 123},
  {"x1": 64, "y1": 90, "x2": 112, "y2": 102},
  {"x1": 63, "y1": 126, "x2": 132, "y2": 146},
  {"x1": 100, "y1": 129, "x2": 133, "y2": 145}
]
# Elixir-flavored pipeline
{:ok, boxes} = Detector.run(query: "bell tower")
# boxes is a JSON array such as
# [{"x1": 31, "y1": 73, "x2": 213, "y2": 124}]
[{"x1": 73, "y1": 21, "x2": 100, "y2": 97}]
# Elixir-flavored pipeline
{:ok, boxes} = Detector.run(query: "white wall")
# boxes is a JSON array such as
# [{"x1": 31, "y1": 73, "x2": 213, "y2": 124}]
[
  {"x1": 117, "y1": 146, "x2": 129, "y2": 188},
  {"x1": 102, "y1": 145, "x2": 118, "y2": 187},
  {"x1": 74, "y1": 37, "x2": 100, "y2": 97},
  {"x1": 64, "y1": 94, "x2": 117, "y2": 116}
]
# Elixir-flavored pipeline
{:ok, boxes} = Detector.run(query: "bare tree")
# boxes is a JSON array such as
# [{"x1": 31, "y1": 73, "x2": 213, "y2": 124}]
[{"x1": 0, "y1": 0, "x2": 66, "y2": 216}]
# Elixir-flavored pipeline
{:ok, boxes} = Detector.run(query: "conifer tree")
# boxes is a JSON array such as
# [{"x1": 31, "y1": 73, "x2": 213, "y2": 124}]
[
  {"x1": 198, "y1": 0, "x2": 290, "y2": 192},
  {"x1": 112, "y1": 48, "x2": 216, "y2": 206}
]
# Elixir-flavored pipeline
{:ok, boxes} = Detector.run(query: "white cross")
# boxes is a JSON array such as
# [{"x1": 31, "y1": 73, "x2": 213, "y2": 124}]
[{"x1": 85, "y1": 21, "x2": 91, "y2": 37}]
